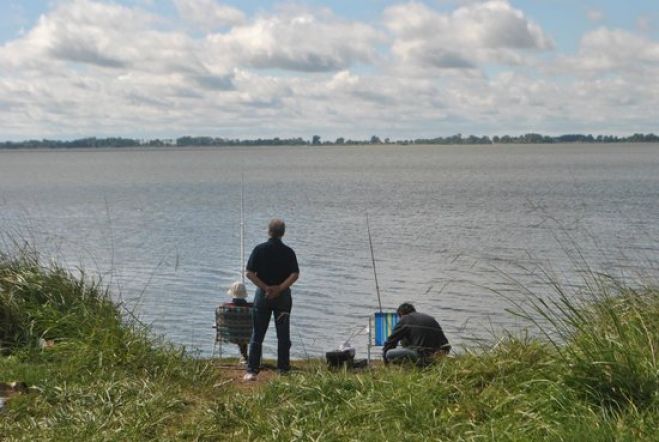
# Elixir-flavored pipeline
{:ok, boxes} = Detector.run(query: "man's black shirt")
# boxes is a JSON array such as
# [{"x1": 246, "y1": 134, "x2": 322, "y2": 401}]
[
  {"x1": 383, "y1": 312, "x2": 449, "y2": 356},
  {"x1": 246, "y1": 237, "x2": 299, "y2": 285}
]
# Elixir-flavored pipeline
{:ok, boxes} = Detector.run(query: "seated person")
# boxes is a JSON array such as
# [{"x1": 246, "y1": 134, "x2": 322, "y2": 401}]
[
  {"x1": 218, "y1": 281, "x2": 253, "y2": 362},
  {"x1": 382, "y1": 303, "x2": 450, "y2": 364}
]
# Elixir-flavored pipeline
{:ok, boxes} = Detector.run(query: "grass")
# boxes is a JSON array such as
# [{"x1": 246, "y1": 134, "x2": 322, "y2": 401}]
[
  {"x1": 0, "y1": 250, "x2": 218, "y2": 440},
  {"x1": 1, "y1": 249, "x2": 658, "y2": 441}
]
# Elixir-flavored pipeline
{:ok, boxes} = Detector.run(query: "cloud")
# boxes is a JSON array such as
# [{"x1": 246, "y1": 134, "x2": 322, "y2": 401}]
[
  {"x1": 384, "y1": 1, "x2": 552, "y2": 70},
  {"x1": 205, "y1": 9, "x2": 382, "y2": 72},
  {"x1": 173, "y1": 0, "x2": 245, "y2": 30},
  {"x1": 0, "y1": 0, "x2": 236, "y2": 84},
  {"x1": 0, "y1": 0, "x2": 202, "y2": 73},
  {"x1": 0, "y1": 0, "x2": 241, "y2": 137},
  {"x1": 562, "y1": 28, "x2": 659, "y2": 74},
  {"x1": 0, "y1": 0, "x2": 658, "y2": 140}
]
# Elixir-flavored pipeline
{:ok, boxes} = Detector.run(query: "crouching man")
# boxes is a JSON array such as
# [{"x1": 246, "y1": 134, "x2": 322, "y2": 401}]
[{"x1": 383, "y1": 303, "x2": 450, "y2": 365}]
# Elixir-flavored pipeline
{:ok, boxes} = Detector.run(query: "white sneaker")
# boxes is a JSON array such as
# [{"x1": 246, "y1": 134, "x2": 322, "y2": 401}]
[
  {"x1": 239, "y1": 356, "x2": 247, "y2": 365},
  {"x1": 243, "y1": 373, "x2": 257, "y2": 381}
]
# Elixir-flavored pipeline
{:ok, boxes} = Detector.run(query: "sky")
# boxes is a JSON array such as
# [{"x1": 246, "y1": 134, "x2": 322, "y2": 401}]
[{"x1": 1, "y1": 0, "x2": 658, "y2": 141}]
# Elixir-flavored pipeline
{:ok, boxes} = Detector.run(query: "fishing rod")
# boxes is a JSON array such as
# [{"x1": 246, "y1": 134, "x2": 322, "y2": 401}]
[
  {"x1": 240, "y1": 173, "x2": 245, "y2": 284},
  {"x1": 366, "y1": 213, "x2": 383, "y2": 313}
]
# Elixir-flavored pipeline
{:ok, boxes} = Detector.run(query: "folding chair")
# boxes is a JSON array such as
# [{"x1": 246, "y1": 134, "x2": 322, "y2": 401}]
[
  {"x1": 214, "y1": 304, "x2": 253, "y2": 359},
  {"x1": 367, "y1": 311, "x2": 399, "y2": 363}
]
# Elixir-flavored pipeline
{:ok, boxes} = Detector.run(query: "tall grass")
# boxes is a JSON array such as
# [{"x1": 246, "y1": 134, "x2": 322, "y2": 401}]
[
  {"x1": 0, "y1": 249, "x2": 115, "y2": 352},
  {"x1": 508, "y1": 274, "x2": 659, "y2": 411},
  {"x1": 1, "y1": 248, "x2": 658, "y2": 441},
  {"x1": 0, "y1": 250, "x2": 219, "y2": 440}
]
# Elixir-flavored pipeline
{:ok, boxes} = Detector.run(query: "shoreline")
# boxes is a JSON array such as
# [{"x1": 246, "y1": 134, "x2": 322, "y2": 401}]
[
  {"x1": 1, "y1": 141, "x2": 658, "y2": 153},
  {"x1": 0, "y1": 140, "x2": 659, "y2": 152}
]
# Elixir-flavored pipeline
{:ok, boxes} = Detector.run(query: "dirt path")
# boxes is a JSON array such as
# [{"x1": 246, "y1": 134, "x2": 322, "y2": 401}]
[
  {"x1": 210, "y1": 358, "x2": 378, "y2": 392},
  {"x1": 211, "y1": 360, "x2": 285, "y2": 391}
]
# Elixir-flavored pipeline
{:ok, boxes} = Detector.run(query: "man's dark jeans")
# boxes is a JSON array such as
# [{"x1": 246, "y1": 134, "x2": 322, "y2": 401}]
[{"x1": 247, "y1": 288, "x2": 292, "y2": 374}]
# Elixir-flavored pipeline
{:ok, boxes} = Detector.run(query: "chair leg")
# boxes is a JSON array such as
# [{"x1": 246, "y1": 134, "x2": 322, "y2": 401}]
[{"x1": 367, "y1": 317, "x2": 372, "y2": 365}]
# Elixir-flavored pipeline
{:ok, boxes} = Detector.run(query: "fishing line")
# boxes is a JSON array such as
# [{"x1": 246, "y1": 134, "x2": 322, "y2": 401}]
[{"x1": 340, "y1": 324, "x2": 369, "y2": 348}]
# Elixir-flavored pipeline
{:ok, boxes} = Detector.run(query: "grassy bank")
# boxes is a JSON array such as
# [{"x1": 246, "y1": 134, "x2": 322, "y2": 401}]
[{"x1": 1, "y1": 252, "x2": 657, "y2": 441}]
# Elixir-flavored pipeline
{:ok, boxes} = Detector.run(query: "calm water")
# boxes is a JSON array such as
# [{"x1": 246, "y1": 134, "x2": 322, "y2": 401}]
[{"x1": 1, "y1": 144, "x2": 658, "y2": 358}]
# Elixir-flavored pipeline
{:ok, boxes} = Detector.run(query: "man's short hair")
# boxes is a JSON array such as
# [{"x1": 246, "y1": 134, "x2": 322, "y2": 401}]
[
  {"x1": 268, "y1": 219, "x2": 286, "y2": 238},
  {"x1": 397, "y1": 303, "x2": 416, "y2": 316}
]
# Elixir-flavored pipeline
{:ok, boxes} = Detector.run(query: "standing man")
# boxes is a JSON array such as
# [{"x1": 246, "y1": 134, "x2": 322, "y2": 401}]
[
  {"x1": 383, "y1": 303, "x2": 450, "y2": 365},
  {"x1": 244, "y1": 219, "x2": 299, "y2": 381}
]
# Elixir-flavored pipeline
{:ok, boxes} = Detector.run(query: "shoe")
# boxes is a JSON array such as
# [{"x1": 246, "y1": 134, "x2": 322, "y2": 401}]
[
  {"x1": 243, "y1": 373, "x2": 257, "y2": 381},
  {"x1": 239, "y1": 356, "x2": 247, "y2": 365}
]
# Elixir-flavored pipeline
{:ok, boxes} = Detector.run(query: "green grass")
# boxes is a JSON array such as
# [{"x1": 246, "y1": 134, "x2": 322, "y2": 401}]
[
  {"x1": 1, "y1": 250, "x2": 658, "y2": 441},
  {"x1": 0, "y1": 250, "x2": 218, "y2": 441}
]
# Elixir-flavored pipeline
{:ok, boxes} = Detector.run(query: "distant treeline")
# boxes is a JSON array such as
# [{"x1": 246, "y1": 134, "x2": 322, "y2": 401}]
[{"x1": 2, "y1": 133, "x2": 659, "y2": 149}]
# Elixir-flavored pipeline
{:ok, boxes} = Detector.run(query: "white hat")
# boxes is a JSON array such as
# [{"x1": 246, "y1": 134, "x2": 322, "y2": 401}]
[{"x1": 226, "y1": 281, "x2": 248, "y2": 299}]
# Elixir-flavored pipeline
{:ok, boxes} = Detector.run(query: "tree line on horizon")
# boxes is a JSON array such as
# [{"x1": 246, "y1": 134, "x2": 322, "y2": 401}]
[{"x1": 1, "y1": 133, "x2": 658, "y2": 149}]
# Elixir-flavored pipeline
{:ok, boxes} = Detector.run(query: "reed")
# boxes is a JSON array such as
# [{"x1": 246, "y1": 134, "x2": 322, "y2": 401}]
[{"x1": 505, "y1": 271, "x2": 659, "y2": 411}]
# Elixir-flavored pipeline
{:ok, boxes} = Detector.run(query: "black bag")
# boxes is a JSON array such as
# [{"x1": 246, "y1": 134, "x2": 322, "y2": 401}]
[{"x1": 325, "y1": 350, "x2": 354, "y2": 368}]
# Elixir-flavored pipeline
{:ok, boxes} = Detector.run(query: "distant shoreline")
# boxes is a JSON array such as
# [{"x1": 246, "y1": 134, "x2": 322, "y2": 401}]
[
  {"x1": 1, "y1": 142, "x2": 658, "y2": 153},
  {"x1": 1, "y1": 133, "x2": 659, "y2": 150}
]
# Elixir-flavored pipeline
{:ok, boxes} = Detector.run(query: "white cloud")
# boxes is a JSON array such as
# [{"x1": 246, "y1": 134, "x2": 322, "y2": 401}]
[
  {"x1": 563, "y1": 28, "x2": 659, "y2": 74},
  {"x1": 0, "y1": 1, "x2": 383, "y2": 138},
  {"x1": 0, "y1": 0, "x2": 206, "y2": 74},
  {"x1": 3, "y1": 0, "x2": 244, "y2": 86},
  {"x1": 205, "y1": 9, "x2": 382, "y2": 72},
  {"x1": 0, "y1": 0, "x2": 239, "y2": 137},
  {"x1": 384, "y1": 1, "x2": 552, "y2": 70},
  {"x1": 0, "y1": 0, "x2": 658, "y2": 139},
  {"x1": 173, "y1": 0, "x2": 245, "y2": 30}
]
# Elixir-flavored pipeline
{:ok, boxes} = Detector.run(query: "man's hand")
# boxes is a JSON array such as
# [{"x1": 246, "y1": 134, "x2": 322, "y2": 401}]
[
  {"x1": 247, "y1": 271, "x2": 275, "y2": 298},
  {"x1": 260, "y1": 273, "x2": 298, "y2": 300},
  {"x1": 265, "y1": 285, "x2": 282, "y2": 299}
]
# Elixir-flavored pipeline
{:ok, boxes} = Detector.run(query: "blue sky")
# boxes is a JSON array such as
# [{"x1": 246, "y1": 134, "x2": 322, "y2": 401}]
[{"x1": 1, "y1": 0, "x2": 658, "y2": 139}]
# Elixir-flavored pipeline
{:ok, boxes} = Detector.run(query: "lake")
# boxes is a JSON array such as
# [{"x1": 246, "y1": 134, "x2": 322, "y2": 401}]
[{"x1": 1, "y1": 144, "x2": 658, "y2": 358}]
